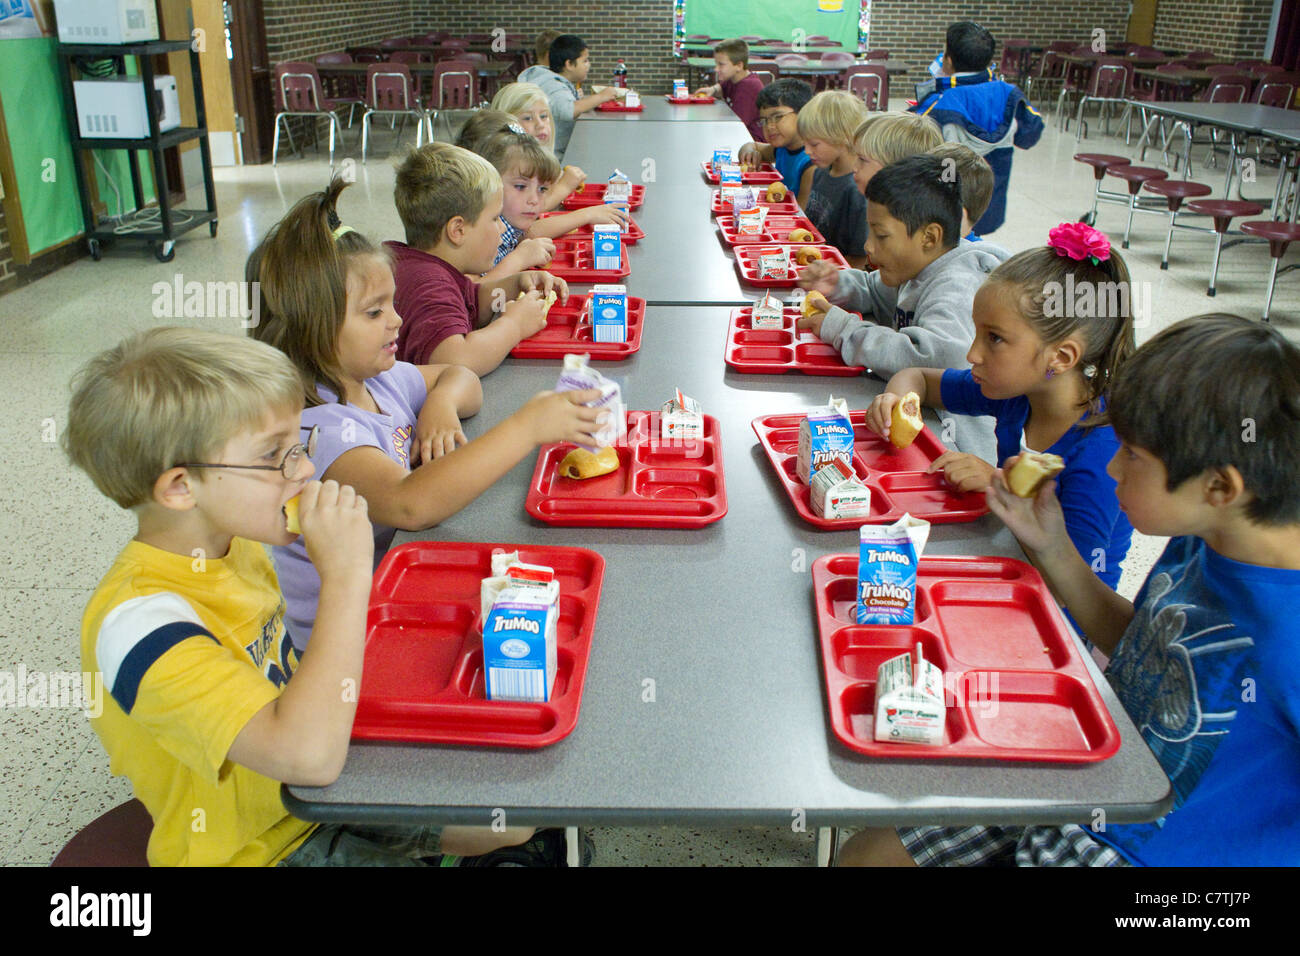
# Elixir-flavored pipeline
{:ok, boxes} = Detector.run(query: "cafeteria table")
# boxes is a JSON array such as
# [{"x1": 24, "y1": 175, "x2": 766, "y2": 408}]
[
  {"x1": 577, "y1": 96, "x2": 743, "y2": 123},
  {"x1": 283, "y1": 305, "x2": 1172, "y2": 840}
]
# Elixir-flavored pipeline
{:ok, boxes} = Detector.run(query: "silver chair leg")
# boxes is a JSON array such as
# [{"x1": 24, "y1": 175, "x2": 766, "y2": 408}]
[
  {"x1": 1207, "y1": 231, "x2": 1225, "y2": 296},
  {"x1": 272, "y1": 115, "x2": 282, "y2": 166},
  {"x1": 1161, "y1": 208, "x2": 1177, "y2": 269},
  {"x1": 816, "y1": 827, "x2": 841, "y2": 867},
  {"x1": 361, "y1": 111, "x2": 370, "y2": 164},
  {"x1": 1123, "y1": 192, "x2": 1138, "y2": 248},
  {"x1": 565, "y1": 826, "x2": 580, "y2": 866},
  {"x1": 1262, "y1": 257, "x2": 1280, "y2": 322}
]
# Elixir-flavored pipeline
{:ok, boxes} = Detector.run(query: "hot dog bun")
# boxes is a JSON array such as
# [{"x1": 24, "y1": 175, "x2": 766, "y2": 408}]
[
  {"x1": 1006, "y1": 452, "x2": 1065, "y2": 498},
  {"x1": 802, "y1": 290, "x2": 830, "y2": 318},
  {"x1": 786, "y1": 228, "x2": 814, "y2": 242},
  {"x1": 284, "y1": 495, "x2": 301, "y2": 535},
  {"x1": 794, "y1": 246, "x2": 822, "y2": 266},
  {"x1": 558, "y1": 445, "x2": 620, "y2": 480},
  {"x1": 766, "y1": 182, "x2": 788, "y2": 202},
  {"x1": 889, "y1": 392, "x2": 924, "y2": 449}
]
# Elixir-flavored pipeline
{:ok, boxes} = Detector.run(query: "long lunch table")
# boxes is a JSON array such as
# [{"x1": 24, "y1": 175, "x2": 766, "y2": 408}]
[
  {"x1": 283, "y1": 106, "x2": 1173, "y2": 851},
  {"x1": 318, "y1": 60, "x2": 515, "y2": 99},
  {"x1": 577, "y1": 96, "x2": 741, "y2": 123},
  {"x1": 686, "y1": 56, "x2": 908, "y2": 80}
]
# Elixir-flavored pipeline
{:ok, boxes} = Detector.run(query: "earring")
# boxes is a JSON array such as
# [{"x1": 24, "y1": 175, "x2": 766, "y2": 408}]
[{"x1": 1045, "y1": 368, "x2": 1056, "y2": 379}]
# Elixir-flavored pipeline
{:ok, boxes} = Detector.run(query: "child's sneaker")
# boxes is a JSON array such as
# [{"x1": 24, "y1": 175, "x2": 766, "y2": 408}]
[{"x1": 461, "y1": 828, "x2": 594, "y2": 867}]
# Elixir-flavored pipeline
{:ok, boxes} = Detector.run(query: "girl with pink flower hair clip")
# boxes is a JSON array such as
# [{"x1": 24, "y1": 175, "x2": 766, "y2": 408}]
[{"x1": 868, "y1": 221, "x2": 1137, "y2": 596}]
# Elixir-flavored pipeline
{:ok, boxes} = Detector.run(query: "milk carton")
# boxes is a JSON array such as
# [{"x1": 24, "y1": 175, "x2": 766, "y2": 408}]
[
  {"x1": 593, "y1": 224, "x2": 621, "y2": 271},
  {"x1": 809, "y1": 458, "x2": 872, "y2": 519},
  {"x1": 735, "y1": 204, "x2": 766, "y2": 235},
  {"x1": 590, "y1": 284, "x2": 627, "y2": 343},
  {"x1": 660, "y1": 388, "x2": 703, "y2": 440},
  {"x1": 751, "y1": 292, "x2": 784, "y2": 330},
  {"x1": 605, "y1": 169, "x2": 632, "y2": 203},
  {"x1": 479, "y1": 552, "x2": 556, "y2": 621},
  {"x1": 758, "y1": 246, "x2": 790, "y2": 280},
  {"x1": 555, "y1": 353, "x2": 625, "y2": 450},
  {"x1": 483, "y1": 579, "x2": 560, "y2": 702},
  {"x1": 796, "y1": 395, "x2": 854, "y2": 483},
  {"x1": 624, "y1": 90, "x2": 640, "y2": 107},
  {"x1": 874, "y1": 643, "x2": 946, "y2": 744},
  {"x1": 712, "y1": 147, "x2": 732, "y2": 168},
  {"x1": 857, "y1": 514, "x2": 931, "y2": 625},
  {"x1": 673, "y1": 79, "x2": 688, "y2": 99}
]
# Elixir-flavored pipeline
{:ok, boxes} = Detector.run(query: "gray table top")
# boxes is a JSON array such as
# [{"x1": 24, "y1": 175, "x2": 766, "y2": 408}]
[
  {"x1": 578, "y1": 96, "x2": 741, "y2": 123},
  {"x1": 284, "y1": 305, "x2": 1172, "y2": 829},
  {"x1": 1129, "y1": 100, "x2": 1300, "y2": 134}
]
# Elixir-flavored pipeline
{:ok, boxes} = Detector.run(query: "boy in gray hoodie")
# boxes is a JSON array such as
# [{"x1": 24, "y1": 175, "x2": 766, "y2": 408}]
[{"x1": 797, "y1": 154, "x2": 1005, "y2": 463}]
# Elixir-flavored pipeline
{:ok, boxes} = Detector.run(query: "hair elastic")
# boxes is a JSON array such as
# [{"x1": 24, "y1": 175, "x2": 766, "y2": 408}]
[
  {"x1": 332, "y1": 224, "x2": 356, "y2": 241},
  {"x1": 508, "y1": 122, "x2": 527, "y2": 136}
]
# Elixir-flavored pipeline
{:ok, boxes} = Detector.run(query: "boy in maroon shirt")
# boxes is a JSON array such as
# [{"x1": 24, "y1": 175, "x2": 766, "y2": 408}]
[{"x1": 694, "y1": 38, "x2": 765, "y2": 141}]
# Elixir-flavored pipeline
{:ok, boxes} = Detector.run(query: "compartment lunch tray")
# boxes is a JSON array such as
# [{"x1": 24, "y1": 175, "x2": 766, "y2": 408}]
[
  {"x1": 711, "y1": 189, "x2": 800, "y2": 217},
  {"x1": 812, "y1": 553, "x2": 1121, "y2": 762},
  {"x1": 666, "y1": 94, "x2": 715, "y2": 103},
  {"x1": 510, "y1": 293, "x2": 645, "y2": 360},
  {"x1": 526, "y1": 410, "x2": 727, "y2": 528},
  {"x1": 353, "y1": 541, "x2": 605, "y2": 748},
  {"x1": 702, "y1": 160, "x2": 782, "y2": 184},
  {"x1": 751, "y1": 409, "x2": 989, "y2": 527},
  {"x1": 543, "y1": 237, "x2": 631, "y2": 282},
  {"x1": 725, "y1": 307, "x2": 864, "y2": 377},
  {"x1": 734, "y1": 244, "x2": 849, "y2": 289},
  {"x1": 596, "y1": 100, "x2": 644, "y2": 111},
  {"x1": 539, "y1": 212, "x2": 645, "y2": 245},
  {"x1": 562, "y1": 184, "x2": 645, "y2": 210},
  {"x1": 717, "y1": 214, "x2": 823, "y2": 246}
]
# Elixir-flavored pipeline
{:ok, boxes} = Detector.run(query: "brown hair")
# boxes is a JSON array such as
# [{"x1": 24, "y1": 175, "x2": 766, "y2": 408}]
[
  {"x1": 929, "y1": 142, "x2": 994, "y2": 226},
  {"x1": 392, "y1": 142, "x2": 502, "y2": 250},
  {"x1": 245, "y1": 177, "x2": 385, "y2": 407},
  {"x1": 535, "y1": 29, "x2": 561, "y2": 68},
  {"x1": 473, "y1": 122, "x2": 562, "y2": 184},
  {"x1": 987, "y1": 241, "x2": 1136, "y2": 410},
  {"x1": 714, "y1": 38, "x2": 749, "y2": 68}
]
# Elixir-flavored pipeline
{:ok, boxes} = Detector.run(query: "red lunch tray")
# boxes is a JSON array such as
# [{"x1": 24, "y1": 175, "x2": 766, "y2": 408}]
[
  {"x1": 717, "y1": 214, "x2": 823, "y2": 246},
  {"x1": 701, "y1": 160, "x2": 782, "y2": 184},
  {"x1": 665, "y1": 94, "x2": 715, "y2": 104},
  {"x1": 543, "y1": 237, "x2": 630, "y2": 282},
  {"x1": 710, "y1": 189, "x2": 800, "y2": 218},
  {"x1": 751, "y1": 409, "x2": 989, "y2": 528},
  {"x1": 352, "y1": 540, "x2": 606, "y2": 748},
  {"x1": 562, "y1": 184, "x2": 645, "y2": 210},
  {"x1": 596, "y1": 100, "x2": 644, "y2": 112},
  {"x1": 510, "y1": 293, "x2": 645, "y2": 361},
  {"x1": 526, "y1": 410, "x2": 727, "y2": 528},
  {"x1": 812, "y1": 553, "x2": 1121, "y2": 762},
  {"x1": 734, "y1": 244, "x2": 849, "y2": 289},
  {"x1": 539, "y1": 211, "x2": 645, "y2": 245},
  {"x1": 724, "y1": 306, "x2": 864, "y2": 377}
]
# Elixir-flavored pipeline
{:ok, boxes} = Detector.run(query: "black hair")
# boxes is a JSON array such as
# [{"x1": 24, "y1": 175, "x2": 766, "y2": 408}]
[
  {"x1": 1105, "y1": 314, "x2": 1300, "y2": 525},
  {"x1": 756, "y1": 77, "x2": 814, "y2": 112},
  {"x1": 946, "y1": 21, "x2": 995, "y2": 73},
  {"x1": 549, "y1": 34, "x2": 588, "y2": 74},
  {"x1": 864, "y1": 154, "x2": 963, "y2": 249}
]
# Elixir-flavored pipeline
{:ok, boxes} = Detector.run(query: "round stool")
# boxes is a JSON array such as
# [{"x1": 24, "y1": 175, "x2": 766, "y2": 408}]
[
  {"x1": 1074, "y1": 153, "x2": 1132, "y2": 224},
  {"x1": 1240, "y1": 220, "x2": 1300, "y2": 321},
  {"x1": 1104, "y1": 165, "x2": 1169, "y2": 248},
  {"x1": 1141, "y1": 179, "x2": 1213, "y2": 269},
  {"x1": 1185, "y1": 199, "x2": 1267, "y2": 295},
  {"x1": 52, "y1": 799, "x2": 152, "y2": 867}
]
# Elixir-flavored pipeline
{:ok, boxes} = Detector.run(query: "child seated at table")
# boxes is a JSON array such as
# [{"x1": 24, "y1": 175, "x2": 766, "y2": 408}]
[
  {"x1": 798, "y1": 90, "x2": 871, "y2": 268},
  {"x1": 737, "y1": 78, "x2": 816, "y2": 208},
  {"x1": 248, "y1": 177, "x2": 608, "y2": 652},
  {"x1": 797, "y1": 153, "x2": 1008, "y2": 462},
  {"x1": 517, "y1": 33, "x2": 630, "y2": 157},
  {"x1": 910, "y1": 21, "x2": 1044, "y2": 235},
  {"x1": 65, "y1": 328, "x2": 555, "y2": 865},
  {"x1": 693, "y1": 38, "x2": 765, "y2": 142},
  {"x1": 458, "y1": 114, "x2": 631, "y2": 282},
  {"x1": 841, "y1": 312, "x2": 1300, "y2": 867},
  {"x1": 385, "y1": 142, "x2": 561, "y2": 374},
  {"x1": 850, "y1": 110, "x2": 943, "y2": 194},
  {"x1": 865, "y1": 222, "x2": 1135, "y2": 592},
  {"x1": 928, "y1": 141, "x2": 994, "y2": 241},
  {"x1": 490, "y1": 82, "x2": 586, "y2": 209}
]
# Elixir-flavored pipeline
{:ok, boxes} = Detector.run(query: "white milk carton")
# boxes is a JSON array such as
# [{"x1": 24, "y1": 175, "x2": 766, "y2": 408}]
[
  {"x1": 751, "y1": 292, "x2": 785, "y2": 330},
  {"x1": 758, "y1": 246, "x2": 790, "y2": 280},
  {"x1": 660, "y1": 388, "x2": 703, "y2": 440},
  {"x1": 809, "y1": 458, "x2": 872, "y2": 519},
  {"x1": 857, "y1": 514, "x2": 931, "y2": 625},
  {"x1": 874, "y1": 643, "x2": 946, "y2": 744},
  {"x1": 735, "y1": 204, "x2": 766, "y2": 235},
  {"x1": 483, "y1": 579, "x2": 560, "y2": 702},
  {"x1": 593, "y1": 224, "x2": 621, "y2": 271},
  {"x1": 797, "y1": 395, "x2": 854, "y2": 483},
  {"x1": 673, "y1": 78, "x2": 688, "y2": 99},
  {"x1": 605, "y1": 169, "x2": 632, "y2": 203},
  {"x1": 624, "y1": 90, "x2": 640, "y2": 107},
  {"x1": 555, "y1": 353, "x2": 625, "y2": 450},
  {"x1": 590, "y1": 283, "x2": 627, "y2": 343}
]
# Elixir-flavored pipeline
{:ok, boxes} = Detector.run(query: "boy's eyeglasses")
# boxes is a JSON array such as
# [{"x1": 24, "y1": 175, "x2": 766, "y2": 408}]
[
  {"x1": 177, "y1": 425, "x2": 318, "y2": 481},
  {"x1": 759, "y1": 111, "x2": 795, "y2": 126}
]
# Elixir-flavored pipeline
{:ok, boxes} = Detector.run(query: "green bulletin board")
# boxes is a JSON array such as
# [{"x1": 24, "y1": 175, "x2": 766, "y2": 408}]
[
  {"x1": 681, "y1": 0, "x2": 862, "y2": 50},
  {"x1": 0, "y1": 37, "x2": 155, "y2": 257}
]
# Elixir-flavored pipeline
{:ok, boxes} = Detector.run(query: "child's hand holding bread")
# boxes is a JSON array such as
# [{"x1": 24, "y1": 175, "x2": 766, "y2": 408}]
[
  {"x1": 505, "y1": 290, "x2": 551, "y2": 339},
  {"x1": 795, "y1": 290, "x2": 831, "y2": 336},
  {"x1": 796, "y1": 258, "x2": 841, "y2": 298},
  {"x1": 985, "y1": 457, "x2": 1068, "y2": 556},
  {"x1": 295, "y1": 480, "x2": 374, "y2": 585}
]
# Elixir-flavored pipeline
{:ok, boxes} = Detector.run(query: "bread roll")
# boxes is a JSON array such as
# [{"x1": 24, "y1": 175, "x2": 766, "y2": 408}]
[
  {"x1": 765, "y1": 182, "x2": 788, "y2": 202},
  {"x1": 802, "y1": 290, "x2": 830, "y2": 318},
  {"x1": 284, "y1": 495, "x2": 301, "y2": 535},
  {"x1": 517, "y1": 289, "x2": 558, "y2": 316},
  {"x1": 558, "y1": 445, "x2": 620, "y2": 480},
  {"x1": 786, "y1": 228, "x2": 814, "y2": 242},
  {"x1": 889, "y1": 392, "x2": 924, "y2": 449},
  {"x1": 1006, "y1": 452, "x2": 1065, "y2": 498},
  {"x1": 794, "y1": 247, "x2": 822, "y2": 266}
]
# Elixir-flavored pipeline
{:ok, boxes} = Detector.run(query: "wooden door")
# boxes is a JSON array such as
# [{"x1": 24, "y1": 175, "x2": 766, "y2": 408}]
[
  {"x1": 226, "y1": 0, "x2": 273, "y2": 164},
  {"x1": 1128, "y1": 0, "x2": 1158, "y2": 45}
]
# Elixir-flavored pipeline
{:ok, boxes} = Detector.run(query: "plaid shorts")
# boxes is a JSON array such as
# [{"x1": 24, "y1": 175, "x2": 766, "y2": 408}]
[
  {"x1": 898, "y1": 823, "x2": 1131, "y2": 867},
  {"x1": 279, "y1": 823, "x2": 444, "y2": 867}
]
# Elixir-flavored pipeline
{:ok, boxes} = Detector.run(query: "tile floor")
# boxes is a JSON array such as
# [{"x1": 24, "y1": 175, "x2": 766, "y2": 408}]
[{"x1": 2, "y1": 98, "x2": 1296, "y2": 866}]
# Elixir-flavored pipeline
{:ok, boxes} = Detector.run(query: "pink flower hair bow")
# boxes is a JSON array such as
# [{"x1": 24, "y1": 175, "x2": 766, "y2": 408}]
[{"x1": 1048, "y1": 222, "x2": 1111, "y2": 266}]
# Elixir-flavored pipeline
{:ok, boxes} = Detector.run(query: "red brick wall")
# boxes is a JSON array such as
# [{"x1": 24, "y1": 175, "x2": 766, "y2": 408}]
[
  {"x1": 1151, "y1": 0, "x2": 1272, "y2": 59},
  {"x1": 262, "y1": 0, "x2": 419, "y2": 63},
  {"x1": 0, "y1": 205, "x2": 15, "y2": 296}
]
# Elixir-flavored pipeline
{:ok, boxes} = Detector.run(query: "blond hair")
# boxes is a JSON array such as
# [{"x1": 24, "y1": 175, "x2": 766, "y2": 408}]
[
  {"x1": 491, "y1": 83, "x2": 556, "y2": 152},
  {"x1": 929, "y1": 142, "x2": 994, "y2": 226},
  {"x1": 796, "y1": 90, "x2": 868, "y2": 147},
  {"x1": 854, "y1": 111, "x2": 943, "y2": 165},
  {"x1": 393, "y1": 143, "x2": 502, "y2": 250},
  {"x1": 64, "y1": 328, "x2": 303, "y2": 509}
]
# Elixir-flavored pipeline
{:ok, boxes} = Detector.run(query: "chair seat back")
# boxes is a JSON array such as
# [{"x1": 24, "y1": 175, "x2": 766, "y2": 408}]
[
  {"x1": 1203, "y1": 74, "x2": 1252, "y2": 103},
  {"x1": 434, "y1": 61, "x2": 475, "y2": 108},
  {"x1": 1089, "y1": 59, "x2": 1131, "y2": 98},
  {"x1": 275, "y1": 62, "x2": 325, "y2": 112},
  {"x1": 367, "y1": 63, "x2": 416, "y2": 111},
  {"x1": 1255, "y1": 81, "x2": 1296, "y2": 108},
  {"x1": 849, "y1": 71, "x2": 884, "y2": 110}
]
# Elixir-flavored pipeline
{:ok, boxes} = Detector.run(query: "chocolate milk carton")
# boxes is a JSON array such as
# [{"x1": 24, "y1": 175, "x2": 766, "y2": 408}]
[{"x1": 857, "y1": 514, "x2": 931, "y2": 625}]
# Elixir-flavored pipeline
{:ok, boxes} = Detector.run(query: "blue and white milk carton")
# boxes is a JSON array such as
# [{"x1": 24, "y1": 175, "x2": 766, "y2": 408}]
[
  {"x1": 593, "y1": 224, "x2": 622, "y2": 271},
  {"x1": 591, "y1": 283, "x2": 627, "y2": 343},
  {"x1": 712, "y1": 147, "x2": 732, "y2": 168},
  {"x1": 796, "y1": 395, "x2": 854, "y2": 483},
  {"x1": 673, "y1": 78, "x2": 688, "y2": 99},
  {"x1": 483, "y1": 576, "x2": 560, "y2": 702},
  {"x1": 857, "y1": 514, "x2": 931, "y2": 625}
]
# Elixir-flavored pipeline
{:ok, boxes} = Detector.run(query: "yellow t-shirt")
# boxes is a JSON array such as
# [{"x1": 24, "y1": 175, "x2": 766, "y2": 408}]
[{"x1": 81, "y1": 537, "x2": 315, "y2": 866}]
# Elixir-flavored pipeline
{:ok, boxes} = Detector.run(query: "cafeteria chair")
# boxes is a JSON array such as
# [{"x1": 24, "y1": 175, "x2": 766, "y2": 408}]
[
  {"x1": 1140, "y1": 177, "x2": 1213, "y2": 268},
  {"x1": 739, "y1": 35, "x2": 762, "y2": 43},
  {"x1": 352, "y1": 47, "x2": 384, "y2": 64},
  {"x1": 1255, "y1": 78, "x2": 1297, "y2": 108},
  {"x1": 819, "y1": 51, "x2": 857, "y2": 72},
  {"x1": 750, "y1": 60, "x2": 780, "y2": 87},
  {"x1": 361, "y1": 63, "x2": 431, "y2": 164},
  {"x1": 1073, "y1": 153, "x2": 1132, "y2": 225},
  {"x1": 1024, "y1": 40, "x2": 1075, "y2": 107},
  {"x1": 775, "y1": 53, "x2": 810, "y2": 67},
  {"x1": 52, "y1": 799, "x2": 152, "y2": 867},
  {"x1": 1071, "y1": 58, "x2": 1134, "y2": 143},
  {"x1": 1183, "y1": 198, "x2": 1267, "y2": 295},
  {"x1": 1103, "y1": 163, "x2": 1168, "y2": 248},
  {"x1": 1054, "y1": 45, "x2": 1101, "y2": 129},
  {"x1": 844, "y1": 64, "x2": 889, "y2": 110},
  {"x1": 272, "y1": 62, "x2": 350, "y2": 167},
  {"x1": 379, "y1": 36, "x2": 413, "y2": 51},
  {"x1": 997, "y1": 38, "x2": 1033, "y2": 86},
  {"x1": 1168, "y1": 75, "x2": 1252, "y2": 173},
  {"x1": 1184, "y1": 51, "x2": 1216, "y2": 62},
  {"x1": 314, "y1": 52, "x2": 364, "y2": 122},
  {"x1": 430, "y1": 60, "x2": 476, "y2": 140},
  {"x1": 1239, "y1": 220, "x2": 1300, "y2": 320}
]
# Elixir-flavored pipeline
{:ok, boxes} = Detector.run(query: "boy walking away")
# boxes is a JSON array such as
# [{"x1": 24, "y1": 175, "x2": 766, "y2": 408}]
[
  {"x1": 518, "y1": 34, "x2": 630, "y2": 157},
  {"x1": 694, "y1": 38, "x2": 766, "y2": 141},
  {"x1": 911, "y1": 21, "x2": 1043, "y2": 236},
  {"x1": 840, "y1": 314, "x2": 1300, "y2": 866}
]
